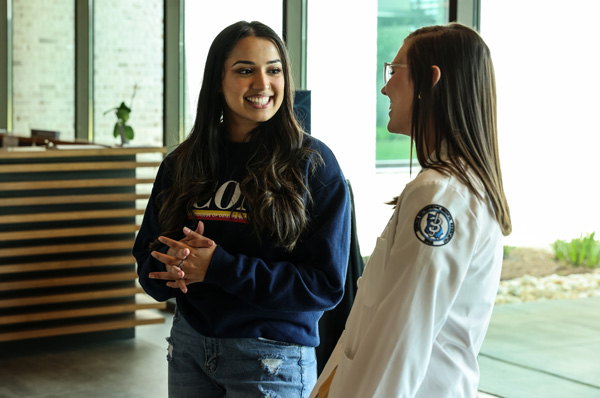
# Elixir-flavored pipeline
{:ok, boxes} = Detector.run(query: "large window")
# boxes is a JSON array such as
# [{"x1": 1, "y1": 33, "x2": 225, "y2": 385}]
[
  {"x1": 480, "y1": 0, "x2": 600, "y2": 246},
  {"x1": 7, "y1": 0, "x2": 163, "y2": 146},
  {"x1": 94, "y1": 0, "x2": 164, "y2": 147},
  {"x1": 11, "y1": 0, "x2": 75, "y2": 139},
  {"x1": 307, "y1": 1, "x2": 450, "y2": 255},
  {"x1": 376, "y1": 0, "x2": 448, "y2": 166}
]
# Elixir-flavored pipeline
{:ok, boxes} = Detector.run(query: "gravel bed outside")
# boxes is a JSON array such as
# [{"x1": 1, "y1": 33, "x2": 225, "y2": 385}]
[{"x1": 495, "y1": 269, "x2": 600, "y2": 305}]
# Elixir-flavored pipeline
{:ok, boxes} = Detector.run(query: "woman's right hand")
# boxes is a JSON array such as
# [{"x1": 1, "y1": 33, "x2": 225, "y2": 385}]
[{"x1": 150, "y1": 221, "x2": 216, "y2": 293}]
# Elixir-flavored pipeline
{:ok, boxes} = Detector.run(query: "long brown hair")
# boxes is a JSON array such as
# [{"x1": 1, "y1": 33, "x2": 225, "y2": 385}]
[
  {"x1": 155, "y1": 21, "x2": 320, "y2": 251},
  {"x1": 400, "y1": 23, "x2": 511, "y2": 236}
]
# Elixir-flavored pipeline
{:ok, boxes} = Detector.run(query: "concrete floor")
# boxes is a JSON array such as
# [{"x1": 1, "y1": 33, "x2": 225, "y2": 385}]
[
  {"x1": 1, "y1": 298, "x2": 598, "y2": 398},
  {"x1": 0, "y1": 311, "x2": 173, "y2": 398},
  {"x1": 478, "y1": 297, "x2": 600, "y2": 398}
]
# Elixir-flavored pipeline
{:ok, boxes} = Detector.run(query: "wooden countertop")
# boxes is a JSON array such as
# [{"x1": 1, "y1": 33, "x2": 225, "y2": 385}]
[{"x1": 0, "y1": 146, "x2": 166, "y2": 159}]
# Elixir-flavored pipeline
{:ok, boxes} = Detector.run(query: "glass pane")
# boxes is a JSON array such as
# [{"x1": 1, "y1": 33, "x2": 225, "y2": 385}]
[
  {"x1": 307, "y1": 1, "x2": 380, "y2": 256},
  {"x1": 183, "y1": 2, "x2": 283, "y2": 137},
  {"x1": 94, "y1": 0, "x2": 164, "y2": 146},
  {"x1": 307, "y1": 0, "x2": 378, "y2": 171},
  {"x1": 480, "y1": 1, "x2": 600, "y2": 247},
  {"x1": 376, "y1": 0, "x2": 448, "y2": 164},
  {"x1": 12, "y1": 0, "x2": 75, "y2": 139}
]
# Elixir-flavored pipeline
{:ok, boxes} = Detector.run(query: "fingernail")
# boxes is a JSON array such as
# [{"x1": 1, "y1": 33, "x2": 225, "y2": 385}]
[
  {"x1": 183, "y1": 227, "x2": 191, "y2": 233},
  {"x1": 149, "y1": 274, "x2": 155, "y2": 279}
]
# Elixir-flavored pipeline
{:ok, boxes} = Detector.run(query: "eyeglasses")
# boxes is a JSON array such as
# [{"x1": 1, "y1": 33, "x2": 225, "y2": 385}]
[{"x1": 384, "y1": 62, "x2": 407, "y2": 85}]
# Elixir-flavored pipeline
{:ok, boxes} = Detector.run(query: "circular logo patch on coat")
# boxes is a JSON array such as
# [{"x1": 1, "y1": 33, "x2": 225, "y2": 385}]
[{"x1": 414, "y1": 204, "x2": 455, "y2": 246}]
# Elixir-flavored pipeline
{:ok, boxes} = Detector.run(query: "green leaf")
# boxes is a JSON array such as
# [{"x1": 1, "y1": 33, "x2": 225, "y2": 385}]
[
  {"x1": 123, "y1": 125, "x2": 134, "y2": 140},
  {"x1": 116, "y1": 102, "x2": 131, "y2": 123},
  {"x1": 113, "y1": 123, "x2": 120, "y2": 138}
]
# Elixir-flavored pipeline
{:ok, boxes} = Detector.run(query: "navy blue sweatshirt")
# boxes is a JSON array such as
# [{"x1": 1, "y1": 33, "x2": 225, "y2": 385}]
[{"x1": 133, "y1": 135, "x2": 350, "y2": 347}]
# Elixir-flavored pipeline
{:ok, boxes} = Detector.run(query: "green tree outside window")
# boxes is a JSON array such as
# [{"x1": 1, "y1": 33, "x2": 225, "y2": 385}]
[{"x1": 376, "y1": 0, "x2": 448, "y2": 165}]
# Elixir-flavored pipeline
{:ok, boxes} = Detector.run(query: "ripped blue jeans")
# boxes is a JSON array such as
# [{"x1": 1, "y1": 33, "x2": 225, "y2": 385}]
[{"x1": 166, "y1": 308, "x2": 317, "y2": 398}]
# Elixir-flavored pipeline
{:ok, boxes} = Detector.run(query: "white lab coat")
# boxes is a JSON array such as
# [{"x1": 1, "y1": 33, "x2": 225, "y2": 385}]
[{"x1": 311, "y1": 166, "x2": 503, "y2": 398}]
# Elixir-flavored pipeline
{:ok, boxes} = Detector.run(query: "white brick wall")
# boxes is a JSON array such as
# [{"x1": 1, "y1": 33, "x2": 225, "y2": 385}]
[{"x1": 12, "y1": 0, "x2": 75, "y2": 138}]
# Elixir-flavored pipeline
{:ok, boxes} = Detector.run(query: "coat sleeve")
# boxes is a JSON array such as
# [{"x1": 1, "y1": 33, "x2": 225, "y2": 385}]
[
  {"x1": 133, "y1": 160, "x2": 177, "y2": 302},
  {"x1": 203, "y1": 172, "x2": 351, "y2": 313},
  {"x1": 328, "y1": 179, "x2": 482, "y2": 398}
]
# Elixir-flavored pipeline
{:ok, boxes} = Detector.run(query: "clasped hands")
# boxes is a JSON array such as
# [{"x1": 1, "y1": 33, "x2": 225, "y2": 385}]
[{"x1": 149, "y1": 221, "x2": 216, "y2": 293}]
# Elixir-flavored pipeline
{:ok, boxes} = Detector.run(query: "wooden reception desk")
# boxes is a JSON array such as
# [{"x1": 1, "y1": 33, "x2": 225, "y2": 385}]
[{"x1": 0, "y1": 146, "x2": 167, "y2": 343}]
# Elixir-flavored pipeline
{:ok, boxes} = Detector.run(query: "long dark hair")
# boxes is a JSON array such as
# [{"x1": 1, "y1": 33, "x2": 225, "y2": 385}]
[
  {"x1": 156, "y1": 21, "x2": 319, "y2": 251},
  {"x1": 403, "y1": 23, "x2": 511, "y2": 236}
]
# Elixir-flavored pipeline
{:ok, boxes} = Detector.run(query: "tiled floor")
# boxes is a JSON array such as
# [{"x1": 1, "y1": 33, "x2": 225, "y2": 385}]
[{"x1": 1, "y1": 298, "x2": 598, "y2": 398}]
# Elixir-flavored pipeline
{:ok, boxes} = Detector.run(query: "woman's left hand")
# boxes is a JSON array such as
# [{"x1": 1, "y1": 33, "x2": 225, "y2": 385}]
[{"x1": 149, "y1": 223, "x2": 217, "y2": 293}]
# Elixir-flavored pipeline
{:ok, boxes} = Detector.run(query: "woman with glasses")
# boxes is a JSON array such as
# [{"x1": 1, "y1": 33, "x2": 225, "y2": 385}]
[
  {"x1": 133, "y1": 21, "x2": 350, "y2": 397},
  {"x1": 312, "y1": 23, "x2": 511, "y2": 398}
]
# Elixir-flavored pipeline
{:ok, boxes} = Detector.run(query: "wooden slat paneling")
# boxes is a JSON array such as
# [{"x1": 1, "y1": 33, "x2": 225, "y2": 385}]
[
  {"x1": 0, "y1": 161, "x2": 161, "y2": 173},
  {"x1": 0, "y1": 240, "x2": 134, "y2": 257},
  {"x1": 0, "y1": 271, "x2": 138, "y2": 291},
  {"x1": 0, "y1": 193, "x2": 149, "y2": 207},
  {"x1": 0, "y1": 209, "x2": 143, "y2": 224},
  {"x1": 0, "y1": 178, "x2": 154, "y2": 191},
  {"x1": 0, "y1": 311, "x2": 166, "y2": 342},
  {"x1": 0, "y1": 295, "x2": 164, "y2": 325},
  {"x1": 0, "y1": 255, "x2": 135, "y2": 274},
  {"x1": 0, "y1": 147, "x2": 164, "y2": 343},
  {"x1": 0, "y1": 224, "x2": 139, "y2": 242},
  {"x1": 0, "y1": 287, "x2": 144, "y2": 308}
]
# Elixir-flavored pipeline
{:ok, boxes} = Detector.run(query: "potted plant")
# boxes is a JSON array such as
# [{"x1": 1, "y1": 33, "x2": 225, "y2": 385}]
[{"x1": 104, "y1": 85, "x2": 137, "y2": 146}]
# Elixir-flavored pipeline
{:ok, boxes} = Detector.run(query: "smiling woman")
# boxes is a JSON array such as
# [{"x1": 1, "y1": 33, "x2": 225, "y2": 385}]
[{"x1": 133, "y1": 21, "x2": 351, "y2": 398}]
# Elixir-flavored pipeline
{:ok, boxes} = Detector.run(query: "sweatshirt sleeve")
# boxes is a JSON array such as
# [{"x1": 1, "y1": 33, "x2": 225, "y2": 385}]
[
  {"x1": 328, "y1": 179, "x2": 481, "y2": 398},
  {"x1": 203, "y1": 149, "x2": 351, "y2": 313},
  {"x1": 133, "y1": 160, "x2": 177, "y2": 302}
]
